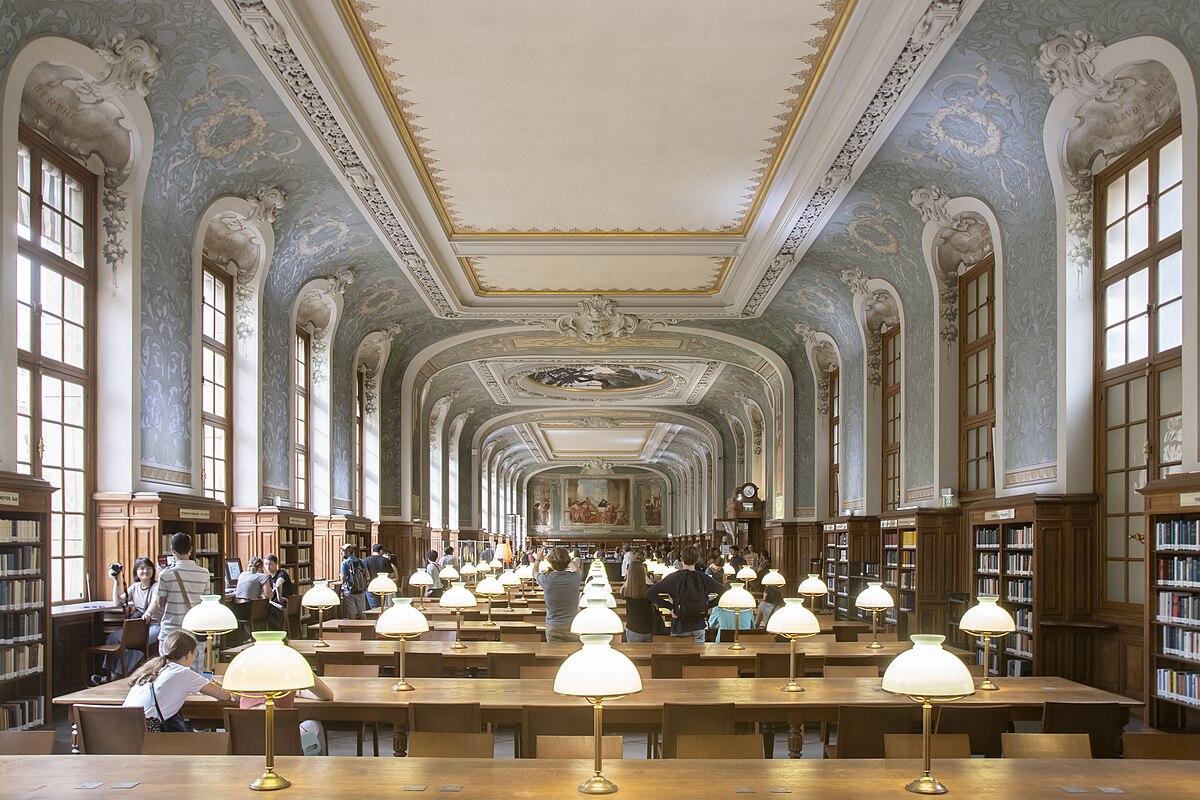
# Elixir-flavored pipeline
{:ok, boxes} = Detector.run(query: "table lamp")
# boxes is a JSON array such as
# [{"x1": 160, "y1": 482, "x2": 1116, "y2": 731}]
[
  {"x1": 881, "y1": 634, "x2": 975, "y2": 794},
  {"x1": 761, "y1": 568, "x2": 786, "y2": 589},
  {"x1": 765, "y1": 598, "x2": 821, "y2": 692},
  {"x1": 572, "y1": 595, "x2": 623, "y2": 636},
  {"x1": 438, "y1": 564, "x2": 461, "y2": 583},
  {"x1": 475, "y1": 573, "x2": 505, "y2": 625},
  {"x1": 554, "y1": 632, "x2": 643, "y2": 794},
  {"x1": 489, "y1": 557, "x2": 504, "y2": 573},
  {"x1": 958, "y1": 595, "x2": 1015, "y2": 691},
  {"x1": 578, "y1": 579, "x2": 618, "y2": 609},
  {"x1": 460, "y1": 561, "x2": 479, "y2": 584},
  {"x1": 301, "y1": 580, "x2": 339, "y2": 649},
  {"x1": 375, "y1": 596, "x2": 429, "y2": 691},
  {"x1": 407, "y1": 569, "x2": 433, "y2": 608},
  {"x1": 855, "y1": 581, "x2": 894, "y2": 650},
  {"x1": 181, "y1": 594, "x2": 237, "y2": 676},
  {"x1": 736, "y1": 565, "x2": 758, "y2": 584},
  {"x1": 367, "y1": 572, "x2": 398, "y2": 608},
  {"x1": 439, "y1": 581, "x2": 477, "y2": 649},
  {"x1": 722, "y1": 562, "x2": 735, "y2": 578},
  {"x1": 498, "y1": 568, "x2": 520, "y2": 605},
  {"x1": 798, "y1": 573, "x2": 828, "y2": 608},
  {"x1": 515, "y1": 562, "x2": 534, "y2": 598},
  {"x1": 717, "y1": 582, "x2": 756, "y2": 651},
  {"x1": 222, "y1": 631, "x2": 315, "y2": 791},
  {"x1": 496, "y1": 540, "x2": 514, "y2": 564}
]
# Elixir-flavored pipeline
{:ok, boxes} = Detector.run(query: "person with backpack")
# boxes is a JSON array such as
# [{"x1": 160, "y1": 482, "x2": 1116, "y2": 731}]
[
  {"x1": 340, "y1": 544, "x2": 369, "y2": 619},
  {"x1": 423, "y1": 549, "x2": 445, "y2": 598},
  {"x1": 646, "y1": 545, "x2": 727, "y2": 642}
]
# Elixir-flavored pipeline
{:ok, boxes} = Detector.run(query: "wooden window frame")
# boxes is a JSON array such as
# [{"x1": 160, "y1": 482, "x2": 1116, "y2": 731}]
[
  {"x1": 828, "y1": 367, "x2": 840, "y2": 515},
  {"x1": 959, "y1": 254, "x2": 996, "y2": 499},
  {"x1": 200, "y1": 262, "x2": 233, "y2": 504},
  {"x1": 293, "y1": 327, "x2": 311, "y2": 509},
  {"x1": 881, "y1": 325, "x2": 901, "y2": 512}
]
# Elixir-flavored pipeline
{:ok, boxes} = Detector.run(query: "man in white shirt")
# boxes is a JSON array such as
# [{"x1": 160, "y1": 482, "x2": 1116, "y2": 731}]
[
  {"x1": 143, "y1": 532, "x2": 214, "y2": 672},
  {"x1": 621, "y1": 545, "x2": 634, "y2": 579}
]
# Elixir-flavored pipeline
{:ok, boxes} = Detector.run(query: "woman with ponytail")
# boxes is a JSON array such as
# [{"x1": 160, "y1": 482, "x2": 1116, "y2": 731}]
[{"x1": 122, "y1": 630, "x2": 231, "y2": 731}]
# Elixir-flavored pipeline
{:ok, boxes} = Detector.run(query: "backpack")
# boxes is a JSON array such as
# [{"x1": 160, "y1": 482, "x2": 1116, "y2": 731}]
[
  {"x1": 345, "y1": 558, "x2": 369, "y2": 594},
  {"x1": 673, "y1": 571, "x2": 710, "y2": 622}
]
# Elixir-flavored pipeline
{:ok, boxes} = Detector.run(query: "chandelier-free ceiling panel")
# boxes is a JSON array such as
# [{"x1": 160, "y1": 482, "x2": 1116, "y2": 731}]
[
  {"x1": 464, "y1": 254, "x2": 731, "y2": 294},
  {"x1": 341, "y1": 0, "x2": 852, "y2": 237}
]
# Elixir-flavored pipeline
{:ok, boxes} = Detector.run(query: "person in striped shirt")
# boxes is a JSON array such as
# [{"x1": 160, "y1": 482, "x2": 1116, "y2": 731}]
[{"x1": 142, "y1": 532, "x2": 214, "y2": 672}]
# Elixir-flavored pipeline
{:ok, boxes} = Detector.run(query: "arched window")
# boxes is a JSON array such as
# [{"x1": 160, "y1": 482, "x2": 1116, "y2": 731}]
[
  {"x1": 15, "y1": 130, "x2": 96, "y2": 602},
  {"x1": 1096, "y1": 119, "x2": 1183, "y2": 609},
  {"x1": 828, "y1": 367, "x2": 840, "y2": 514},
  {"x1": 959, "y1": 254, "x2": 995, "y2": 498},
  {"x1": 881, "y1": 324, "x2": 901, "y2": 511},
  {"x1": 293, "y1": 327, "x2": 311, "y2": 508},
  {"x1": 200, "y1": 263, "x2": 232, "y2": 502}
]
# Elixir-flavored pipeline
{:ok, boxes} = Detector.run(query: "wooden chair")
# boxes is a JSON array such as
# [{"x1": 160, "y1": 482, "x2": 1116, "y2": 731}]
[
  {"x1": 806, "y1": 633, "x2": 837, "y2": 643},
  {"x1": 0, "y1": 730, "x2": 55, "y2": 755},
  {"x1": 755, "y1": 651, "x2": 797, "y2": 679},
  {"x1": 316, "y1": 650, "x2": 365, "y2": 673},
  {"x1": 520, "y1": 705, "x2": 593, "y2": 758},
  {"x1": 223, "y1": 708, "x2": 303, "y2": 757},
  {"x1": 660, "y1": 703, "x2": 735, "y2": 758},
  {"x1": 75, "y1": 704, "x2": 145, "y2": 754},
  {"x1": 324, "y1": 664, "x2": 379, "y2": 677},
  {"x1": 834, "y1": 625, "x2": 869, "y2": 642},
  {"x1": 680, "y1": 665, "x2": 739, "y2": 679},
  {"x1": 284, "y1": 595, "x2": 303, "y2": 639},
  {"x1": 884, "y1": 733, "x2": 972, "y2": 759},
  {"x1": 408, "y1": 702, "x2": 482, "y2": 734},
  {"x1": 142, "y1": 732, "x2": 229, "y2": 755},
  {"x1": 500, "y1": 631, "x2": 544, "y2": 642},
  {"x1": 651, "y1": 652, "x2": 701, "y2": 679},
  {"x1": 1122, "y1": 733, "x2": 1200, "y2": 760},
  {"x1": 488, "y1": 651, "x2": 537, "y2": 679},
  {"x1": 402, "y1": 651, "x2": 445, "y2": 679},
  {"x1": 213, "y1": 661, "x2": 229, "y2": 676},
  {"x1": 737, "y1": 633, "x2": 778, "y2": 643},
  {"x1": 84, "y1": 617, "x2": 149, "y2": 683},
  {"x1": 1041, "y1": 702, "x2": 1124, "y2": 758},
  {"x1": 635, "y1": 665, "x2": 653, "y2": 679},
  {"x1": 320, "y1": 632, "x2": 363, "y2": 641},
  {"x1": 247, "y1": 598, "x2": 270, "y2": 633},
  {"x1": 676, "y1": 734, "x2": 763, "y2": 759},
  {"x1": 407, "y1": 731, "x2": 494, "y2": 758},
  {"x1": 823, "y1": 665, "x2": 879, "y2": 678},
  {"x1": 419, "y1": 630, "x2": 457, "y2": 642},
  {"x1": 857, "y1": 632, "x2": 899, "y2": 643},
  {"x1": 1001, "y1": 732, "x2": 1092, "y2": 759},
  {"x1": 823, "y1": 705, "x2": 915, "y2": 759},
  {"x1": 519, "y1": 665, "x2": 560, "y2": 680},
  {"x1": 935, "y1": 704, "x2": 1011, "y2": 758},
  {"x1": 537, "y1": 735, "x2": 623, "y2": 759}
]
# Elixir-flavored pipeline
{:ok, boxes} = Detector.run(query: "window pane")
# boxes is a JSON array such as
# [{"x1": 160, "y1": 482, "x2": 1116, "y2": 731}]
[
  {"x1": 1105, "y1": 175, "x2": 1125, "y2": 224},
  {"x1": 1127, "y1": 159, "x2": 1148, "y2": 209},
  {"x1": 1129, "y1": 375, "x2": 1148, "y2": 420},
  {"x1": 1106, "y1": 473, "x2": 1125, "y2": 511},
  {"x1": 1126, "y1": 315, "x2": 1148, "y2": 363},
  {"x1": 1158, "y1": 186, "x2": 1182, "y2": 239},
  {"x1": 1106, "y1": 516, "x2": 1126, "y2": 556},
  {"x1": 1105, "y1": 560, "x2": 1125, "y2": 603},
  {"x1": 1106, "y1": 428, "x2": 1124, "y2": 470},
  {"x1": 1127, "y1": 562, "x2": 1144, "y2": 604},
  {"x1": 1127, "y1": 423, "x2": 1147, "y2": 467},
  {"x1": 64, "y1": 381, "x2": 84, "y2": 425},
  {"x1": 64, "y1": 276, "x2": 85, "y2": 324},
  {"x1": 1105, "y1": 324, "x2": 1125, "y2": 369},
  {"x1": 1106, "y1": 383, "x2": 1125, "y2": 426},
  {"x1": 1104, "y1": 280, "x2": 1125, "y2": 325},
  {"x1": 1158, "y1": 299, "x2": 1182, "y2": 352},
  {"x1": 1126, "y1": 206, "x2": 1148, "y2": 257},
  {"x1": 1105, "y1": 221, "x2": 1125, "y2": 265},
  {"x1": 1127, "y1": 269, "x2": 1148, "y2": 314},
  {"x1": 1158, "y1": 251, "x2": 1183, "y2": 302},
  {"x1": 1159, "y1": 135, "x2": 1183, "y2": 188},
  {"x1": 1160, "y1": 366, "x2": 1182, "y2": 415},
  {"x1": 1160, "y1": 415, "x2": 1183, "y2": 468},
  {"x1": 64, "y1": 322, "x2": 84, "y2": 369}
]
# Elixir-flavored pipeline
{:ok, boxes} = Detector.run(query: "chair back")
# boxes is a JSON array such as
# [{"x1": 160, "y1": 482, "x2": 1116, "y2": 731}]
[
  {"x1": 120, "y1": 617, "x2": 150, "y2": 654},
  {"x1": 487, "y1": 651, "x2": 537, "y2": 679},
  {"x1": 403, "y1": 651, "x2": 444, "y2": 678},
  {"x1": 0, "y1": 730, "x2": 55, "y2": 755},
  {"x1": 324, "y1": 664, "x2": 379, "y2": 677},
  {"x1": 519, "y1": 665, "x2": 560, "y2": 680},
  {"x1": 1041, "y1": 701, "x2": 1123, "y2": 759},
  {"x1": 408, "y1": 702, "x2": 482, "y2": 734},
  {"x1": 935, "y1": 704, "x2": 1011, "y2": 758},
  {"x1": 320, "y1": 632, "x2": 363, "y2": 641},
  {"x1": 823, "y1": 665, "x2": 878, "y2": 678},
  {"x1": 966, "y1": 663, "x2": 986, "y2": 677},
  {"x1": 675, "y1": 734, "x2": 762, "y2": 759},
  {"x1": 75, "y1": 704, "x2": 145, "y2": 755},
  {"x1": 807, "y1": 633, "x2": 837, "y2": 643},
  {"x1": 499, "y1": 631, "x2": 543, "y2": 642},
  {"x1": 650, "y1": 652, "x2": 701, "y2": 679},
  {"x1": 884, "y1": 733, "x2": 971, "y2": 759},
  {"x1": 316, "y1": 650, "x2": 366, "y2": 673},
  {"x1": 536, "y1": 735, "x2": 623, "y2": 759},
  {"x1": 680, "y1": 665, "x2": 739, "y2": 679},
  {"x1": 419, "y1": 629, "x2": 457, "y2": 642},
  {"x1": 661, "y1": 703, "x2": 735, "y2": 759},
  {"x1": 1122, "y1": 733, "x2": 1200, "y2": 760},
  {"x1": 1001, "y1": 732, "x2": 1092, "y2": 759},
  {"x1": 247, "y1": 599, "x2": 270, "y2": 630},
  {"x1": 737, "y1": 633, "x2": 778, "y2": 643},
  {"x1": 755, "y1": 651, "x2": 797, "y2": 679},
  {"x1": 857, "y1": 632, "x2": 899, "y2": 643},
  {"x1": 407, "y1": 731, "x2": 494, "y2": 758},
  {"x1": 223, "y1": 708, "x2": 303, "y2": 756},
  {"x1": 834, "y1": 625, "x2": 865, "y2": 642},
  {"x1": 826, "y1": 705, "x2": 915, "y2": 759},
  {"x1": 142, "y1": 732, "x2": 229, "y2": 755},
  {"x1": 520, "y1": 705, "x2": 593, "y2": 757},
  {"x1": 285, "y1": 595, "x2": 303, "y2": 639}
]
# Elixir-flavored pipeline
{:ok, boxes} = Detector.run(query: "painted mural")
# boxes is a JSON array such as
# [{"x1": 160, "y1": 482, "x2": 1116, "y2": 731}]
[{"x1": 566, "y1": 478, "x2": 631, "y2": 527}]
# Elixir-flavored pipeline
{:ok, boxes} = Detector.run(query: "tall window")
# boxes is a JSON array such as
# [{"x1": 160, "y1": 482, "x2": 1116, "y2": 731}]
[
  {"x1": 15, "y1": 130, "x2": 95, "y2": 603},
  {"x1": 293, "y1": 328, "x2": 311, "y2": 508},
  {"x1": 200, "y1": 265, "x2": 232, "y2": 503},
  {"x1": 881, "y1": 325, "x2": 901, "y2": 511},
  {"x1": 828, "y1": 367, "x2": 840, "y2": 515},
  {"x1": 959, "y1": 254, "x2": 995, "y2": 497},
  {"x1": 354, "y1": 368, "x2": 365, "y2": 515},
  {"x1": 1096, "y1": 119, "x2": 1183, "y2": 610}
]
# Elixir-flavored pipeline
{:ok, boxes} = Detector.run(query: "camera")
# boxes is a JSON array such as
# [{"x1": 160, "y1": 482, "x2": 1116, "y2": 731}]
[{"x1": 109, "y1": 562, "x2": 123, "y2": 577}]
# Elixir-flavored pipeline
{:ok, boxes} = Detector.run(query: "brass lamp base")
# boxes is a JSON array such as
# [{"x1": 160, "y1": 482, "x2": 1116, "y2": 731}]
[
  {"x1": 313, "y1": 640, "x2": 330, "y2": 649},
  {"x1": 450, "y1": 640, "x2": 468, "y2": 650},
  {"x1": 905, "y1": 775, "x2": 948, "y2": 795},
  {"x1": 865, "y1": 640, "x2": 883, "y2": 650},
  {"x1": 977, "y1": 677, "x2": 1000, "y2": 691},
  {"x1": 728, "y1": 641, "x2": 745, "y2": 651},
  {"x1": 780, "y1": 681, "x2": 804, "y2": 693},
  {"x1": 249, "y1": 769, "x2": 291, "y2": 792},
  {"x1": 578, "y1": 774, "x2": 618, "y2": 795},
  {"x1": 391, "y1": 679, "x2": 415, "y2": 692}
]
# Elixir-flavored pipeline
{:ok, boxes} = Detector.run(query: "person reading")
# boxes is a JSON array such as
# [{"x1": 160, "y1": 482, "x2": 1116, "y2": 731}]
[{"x1": 122, "y1": 631, "x2": 231, "y2": 732}]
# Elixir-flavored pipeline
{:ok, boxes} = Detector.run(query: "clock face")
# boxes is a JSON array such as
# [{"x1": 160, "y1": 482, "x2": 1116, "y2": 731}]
[{"x1": 740, "y1": 484, "x2": 757, "y2": 499}]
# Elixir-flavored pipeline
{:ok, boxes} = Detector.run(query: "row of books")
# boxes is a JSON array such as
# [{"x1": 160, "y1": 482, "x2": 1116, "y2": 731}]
[
  {"x1": 1157, "y1": 590, "x2": 1200, "y2": 626},
  {"x1": 1156, "y1": 556, "x2": 1200, "y2": 587},
  {"x1": 0, "y1": 545, "x2": 40, "y2": 575},
  {"x1": 1006, "y1": 658, "x2": 1033, "y2": 676},
  {"x1": 882, "y1": 530, "x2": 917, "y2": 548},
  {"x1": 1006, "y1": 524, "x2": 1035, "y2": 548},
  {"x1": 0, "y1": 611, "x2": 40, "y2": 644},
  {"x1": 977, "y1": 577, "x2": 999, "y2": 595},
  {"x1": 0, "y1": 696, "x2": 44, "y2": 731},
  {"x1": 1005, "y1": 631, "x2": 1033, "y2": 657},
  {"x1": 0, "y1": 642, "x2": 43, "y2": 679},
  {"x1": 0, "y1": 579, "x2": 42, "y2": 607},
  {"x1": 1156, "y1": 519, "x2": 1200, "y2": 551},
  {"x1": 977, "y1": 552, "x2": 1000, "y2": 573},
  {"x1": 1162, "y1": 626, "x2": 1200, "y2": 662},
  {"x1": 1014, "y1": 606, "x2": 1033, "y2": 633},
  {"x1": 1006, "y1": 553, "x2": 1033, "y2": 575},
  {"x1": 1006, "y1": 578, "x2": 1033, "y2": 603},
  {"x1": 0, "y1": 520, "x2": 38, "y2": 543},
  {"x1": 1156, "y1": 667, "x2": 1200, "y2": 706},
  {"x1": 975, "y1": 527, "x2": 1000, "y2": 548}
]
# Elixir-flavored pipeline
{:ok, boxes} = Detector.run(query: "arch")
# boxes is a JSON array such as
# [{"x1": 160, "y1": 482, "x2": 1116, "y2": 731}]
[
  {"x1": 426, "y1": 393, "x2": 455, "y2": 530},
  {"x1": 798, "y1": 328, "x2": 841, "y2": 517},
  {"x1": 353, "y1": 324, "x2": 400, "y2": 519}
]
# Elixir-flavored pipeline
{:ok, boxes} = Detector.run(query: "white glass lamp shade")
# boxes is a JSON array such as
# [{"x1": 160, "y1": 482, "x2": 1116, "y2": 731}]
[
  {"x1": 589, "y1": 560, "x2": 606, "y2": 576},
  {"x1": 722, "y1": 563, "x2": 735, "y2": 575},
  {"x1": 489, "y1": 558, "x2": 504, "y2": 571},
  {"x1": 737, "y1": 565, "x2": 758, "y2": 582},
  {"x1": 578, "y1": 584, "x2": 618, "y2": 608},
  {"x1": 438, "y1": 565, "x2": 461, "y2": 581},
  {"x1": 766, "y1": 598, "x2": 821, "y2": 636},
  {"x1": 515, "y1": 564, "x2": 534, "y2": 580},
  {"x1": 182, "y1": 595, "x2": 238, "y2": 635},
  {"x1": 761, "y1": 569, "x2": 786, "y2": 587},
  {"x1": 498, "y1": 569, "x2": 521, "y2": 588},
  {"x1": 375, "y1": 597, "x2": 429, "y2": 637},
  {"x1": 223, "y1": 631, "x2": 315, "y2": 695},
  {"x1": 855, "y1": 581, "x2": 895, "y2": 611},
  {"x1": 302, "y1": 580, "x2": 339, "y2": 609},
  {"x1": 798, "y1": 573, "x2": 828, "y2": 596},
  {"x1": 495, "y1": 542, "x2": 514, "y2": 561},
  {"x1": 538, "y1": 559, "x2": 551, "y2": 573},
  {"x1": 408, "y1": 570, "x2": 433, "y2": 588},
  {"x1": 571, "y1": 596, "x2": 624, "y2": 635},
  {"x1": 439, "y1": 581, "x2": 478, "y2": 610},
  {"x1": 959, "y1": 595, "x2": 1016, "y2": 635},
  {"x1": 718, "y1": 582, "x2": 756, "y2": 611},
  {"x1": 554, "y1": 634, "x2": 643, "y2": 698},
  {"x1": 475, "y1": 575, "x2": 505, "y2": 597},
  {"x1": 882, "y1": 635, "x2": 976, "y2": 699},
  {"x1": 367, "y1": 573, "x2": 398, "y2": 595},
  {"x1": 460, "y1": 562, "x2": 479, "y2": 578}
]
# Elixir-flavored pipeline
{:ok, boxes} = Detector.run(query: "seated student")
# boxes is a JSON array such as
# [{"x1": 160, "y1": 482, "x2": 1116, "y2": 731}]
[
  {"x1": 95, "y1": 557, "x2": 161, "y2": 683},
  {"x1": 123, "y1": 631, "x2": 231, "y2": 731},
  {"x1": 755, "y1": 585, "x2": 785, "y2": 629},
  {"x1": 708, "y1": 601, "x2": 756, "y2": 641},
  {"x1": 236, "y1": 557, "x2": 270, "y2": 601},
  {"x1": 239, "y1": 672, "x2": 335, "y2": 755},
  {"x1": 264, "y1": 553, "x2": 293, "y2": 629}
]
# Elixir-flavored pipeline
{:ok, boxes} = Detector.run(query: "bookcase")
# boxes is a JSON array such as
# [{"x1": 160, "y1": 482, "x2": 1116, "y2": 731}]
[
  {"x1": 1142, "y1": 473, "x2": 1200, "y2": 731},
  {"x1": 313, "y1": 514, "x2": 372, "y2": 583},
  {"x1": 879, "y1": 508, "x2": 962, "y2": 639},
  {"x1": 821, "y1": 516, "x2": 880, "y2": 621},
  {"x1": 0, "y1": 472, "x2": 54, "y2": 731},
  {"x1": 965, "y1": 494, "x2": 1096, "y2": 680},
  {"x1": 233, "y1": 508, "x2": 316, "y2": 595},
  {"x1": 95, "y1": 492, "x2": 228, "y2": 596}
]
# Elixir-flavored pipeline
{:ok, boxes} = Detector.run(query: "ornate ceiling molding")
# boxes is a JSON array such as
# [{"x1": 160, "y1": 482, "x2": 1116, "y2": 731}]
[
  {"x1": 1035, "y1": 31, "x2": 1115, "y2": 101},
  {"x1": 512, "y1": 295, "x2": 681, "y2": 345},
  {"x1": 74, "y1": 33, "x2": 161, "y2": 102}
]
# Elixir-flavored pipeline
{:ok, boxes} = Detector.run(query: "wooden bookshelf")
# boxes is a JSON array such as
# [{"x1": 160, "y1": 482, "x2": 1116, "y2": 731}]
[
  {"x1": 0, "y1": 472, "x2": 54, "y2": 731},
  {"x1": 314, "y1": 515, "x2": 372, "y2": 583},
  {"x1": 95, "y1": 492, "x2": 228, "y2": 595},
  {"x1": 232, "y1": 508, "x2": 315, "y2": 594},
  {"x1": 1143, "y1": 473, "x2": 1200, "y2": 731},
  {"x1": 879, "y1": 508, "x2": 962, "y2": 639},
  {"x1": 965, "y1": 494, "x2": 1095, "y2": 680},
  {"x1": 821, "y1": 516, "x2": 880, "y2": 621}
]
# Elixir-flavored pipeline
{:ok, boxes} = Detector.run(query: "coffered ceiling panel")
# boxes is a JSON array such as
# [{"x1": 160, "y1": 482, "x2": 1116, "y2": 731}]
[
  {"x1": 464, "y1": 254, "x2": 730, "y2": 294},
  {"x1": 538, "y1": 425, "x2": 655, "y2": 458}
]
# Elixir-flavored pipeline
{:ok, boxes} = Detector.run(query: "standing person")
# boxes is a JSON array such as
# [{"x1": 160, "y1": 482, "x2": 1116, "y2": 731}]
[
  {"x1": 480, "y1": 541, "x2": 495, "y2": 564},
  {"x1": 122, "y1": 631, "x2": 231, "y2": 732},
  {"x1": 646, "y1": 545, "x2": 727, "y2": 642},
  {"x1": 363, "y1": 544, "x2": 393, "y2": 610},
  {"x1": 264, "y1": 553, "x2": 293, "y2": 630},
  {"x1": 537, "y1": 547, "x2": 582, "y2": 642},
  {"x1": 96, "y1": 557, "x2": 160, "y2": 682},
  {"x1": 142, "y1": 532, "x2": 213, "y2": 672},
  {"x1": 339, "y1": 544, "x2": 369, "y2": 620},
  {"x1": 620, "y1": 556, "x2": 654, "y2": 643},
  {"x1": 424, "y1": 549, "x2": 445, "y2": 598},
  {"x1": 745, "y1": 548, "x2": 760, "y2": 572},
  {"x1": 620, "y1": 544, "x2": 634, "y2": 579}
]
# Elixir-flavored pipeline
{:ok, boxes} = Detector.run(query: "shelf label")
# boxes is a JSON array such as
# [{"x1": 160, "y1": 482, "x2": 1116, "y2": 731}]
[
  {"x1": 882, "y1": 517, "x2": 916, "y2": 528},
  {"x1": 1179, "y1": 493, "x2": 1200, "y2": 508},
  {"x1": 348, "y1": 522, "x2": 368, "y2": 532},
  {"x1": 0, "y1": 491, "x2": 18, "y2": 506},
  {"x1": 286, "y1": 516, "x2": 308, "y2": 527},
  {"x1": 179, "y1": 509, "x2": 210, "y2": 520},
  {"x1": 983, "y1": 509, "x2": 1015, "y2": 521}
]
